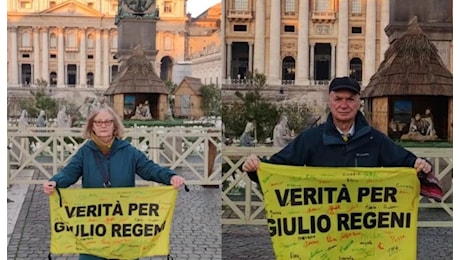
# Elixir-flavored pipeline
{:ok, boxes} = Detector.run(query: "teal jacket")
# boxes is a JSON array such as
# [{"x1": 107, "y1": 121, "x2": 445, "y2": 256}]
[
  {"x1": 50, "y1": 138, "x2": 176, "y2": 260},
  {"x1": 51, "y1": 138, "x2": 176, "y2": 188}
]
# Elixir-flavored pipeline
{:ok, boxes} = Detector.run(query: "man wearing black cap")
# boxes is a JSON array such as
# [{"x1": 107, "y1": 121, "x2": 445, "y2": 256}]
[{"x1": 242, "y1": 76, "x2": 442, "y2": 201}]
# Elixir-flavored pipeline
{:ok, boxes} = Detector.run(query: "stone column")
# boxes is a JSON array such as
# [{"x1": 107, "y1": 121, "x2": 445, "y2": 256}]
[
  {"x1": 95, "y1": 29, "x2": 102, "y2": 88},
  {"x1": 336, "y1": 0, "x2": 349, "y2": 77},
  {"x1": 248, "y1": 42, "x2": 253, "y2": 74},
  {"x1": 103, "y1": 29, "x2": 110, "y2": 87},
  {"x1": 8, "y1": 27, "x2": 19, "y2": 85},
  {"x1": 57, "y1": 27, "x2": 65, "y2": 87},
  {"x1": 268, "y1": 0, "x2": 281, "y2": 84},
  {"x1": 79, "y1": 28, "x2": 87, "y2": 88},
  {"x1": 33, "y1": 27, "x2": 40, "y2": 84},
  {"x1": 296, "y1": 0, "x2": 309, "y2": 85},
  {"x1": 41, "y1": 27, "x2": 49, "y2": 81},
  {"x1": 226, "y1": 42, "x2": 232, "y2": 79},
  {"x1": 331, "y1": 43, "x2": 336, "y2": 78},
  {"x1": 380, "y1": 0, "x2": 390, "y2": 62},
  {"x1": 253, "y1": 0, "x2": 265, "y2": 74},
  {"x1": 364, "y1": 0, "x2": 376, "y2": 86},
  {"x1": 309, "y1": 43, "x2": 315, "y2": 81},
  {"x1": 220, "y1": 0, "x2": 226, "y2": 83}
]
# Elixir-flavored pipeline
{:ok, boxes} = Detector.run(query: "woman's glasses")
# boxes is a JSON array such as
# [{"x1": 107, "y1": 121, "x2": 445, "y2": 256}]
[{"x1": 93, "y1": 120, "x2": 114, "y2": 126}]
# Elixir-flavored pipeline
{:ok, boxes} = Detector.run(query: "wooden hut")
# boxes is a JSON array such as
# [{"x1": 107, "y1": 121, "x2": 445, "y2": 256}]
[
  {"x1": 361, "y1": 17, "x2": 453, "y2": 142},
  {"x1": 105, "y1": 45, "x2": 169, "y2": 120},
  {"x1": 173, "y1": 76, "x2": 204, "y2": 119}
]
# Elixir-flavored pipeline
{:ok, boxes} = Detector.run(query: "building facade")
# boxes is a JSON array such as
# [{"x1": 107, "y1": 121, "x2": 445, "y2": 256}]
[
  {"x1": 221, "y1": 0, "x2": 452, "y2": 90},
  {"x1": 7, "y1": 0, "x2": 222, "y2": 92}
]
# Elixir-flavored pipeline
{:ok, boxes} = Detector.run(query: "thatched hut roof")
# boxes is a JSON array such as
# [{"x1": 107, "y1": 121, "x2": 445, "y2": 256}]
[
  {"x1": 361, "y1": 17, "x2": 452, "y2": 98},
  {"x1": 105, "y1": 45, "x2": 169, "y2": 95}
]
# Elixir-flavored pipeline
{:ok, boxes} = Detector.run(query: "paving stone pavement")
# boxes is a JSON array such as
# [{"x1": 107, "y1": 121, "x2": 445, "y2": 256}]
[
  {"x1": 7, "y1": 169, "x2": 222, "y2": 260},
  {"x1": 222, "y1": 207, "x2": 453, "y2": 260}
]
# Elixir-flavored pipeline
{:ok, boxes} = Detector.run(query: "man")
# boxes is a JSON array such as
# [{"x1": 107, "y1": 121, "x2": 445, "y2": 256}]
[{"x1": 242, "y1": 77, "x2": 441, "y2": 200}]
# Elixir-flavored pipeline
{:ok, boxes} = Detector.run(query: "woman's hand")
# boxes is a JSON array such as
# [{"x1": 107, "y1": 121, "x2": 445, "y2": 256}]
[
  {"x1": 242, "y1": 154, "x2": 261, "y2": 172},
  {"x1": 43, "y1": 181, "x2": 57, "y2": 195},
  {"x1": 170, "y1": 175, "x2": 185, "y2": 189},
  {"x1": 414, "y1": 158, "x2": 432, "y2": 174}
]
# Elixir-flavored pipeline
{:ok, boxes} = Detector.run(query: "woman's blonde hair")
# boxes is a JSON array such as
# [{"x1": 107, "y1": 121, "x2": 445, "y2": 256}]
[{"x1": 83, "y1": 105, "x2": 125, "y2": 139}]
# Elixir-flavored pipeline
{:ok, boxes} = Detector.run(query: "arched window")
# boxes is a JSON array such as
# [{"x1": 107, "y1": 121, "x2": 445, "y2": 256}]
[
  {"x1": 49, "y1": 72, "x2": 57, "y2": 86},
  {"x1": 50, "y1": 33, "x2": 57, "y2": 49},
  {"x1": 282, "y1": 56, "x2": 296, "y2": 82},
  {"x1": 349, "y1": 58, "x2": 363, "y2": 82},
  {"x1": 87, "y1": 72, "x2": 94, "y2": 87},
  {"x1": 87, "y1": 34, "x2": 94, "y2": 49}
]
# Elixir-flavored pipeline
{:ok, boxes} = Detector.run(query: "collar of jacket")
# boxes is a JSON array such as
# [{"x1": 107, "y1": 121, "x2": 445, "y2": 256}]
[
  {"x1": 87, "y1": 137, "x2": 129, "y2": 153},
  {"x1": 322, "y1": 111, "x2": 372, "y2": 145}
]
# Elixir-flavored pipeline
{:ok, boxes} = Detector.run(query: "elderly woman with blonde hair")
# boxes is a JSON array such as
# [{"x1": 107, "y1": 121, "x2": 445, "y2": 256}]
[{"x1": 42, "y1": 105, "x2": 185, "y2": 260}]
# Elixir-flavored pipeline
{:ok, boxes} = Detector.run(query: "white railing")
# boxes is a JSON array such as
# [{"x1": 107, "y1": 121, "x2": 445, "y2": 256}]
[
  {"x1": 7, "y1": 126, "x2": 222, "y2": 186},
  {"x1": 221, "y1": 146, "x2": 453, "y2": 227}
]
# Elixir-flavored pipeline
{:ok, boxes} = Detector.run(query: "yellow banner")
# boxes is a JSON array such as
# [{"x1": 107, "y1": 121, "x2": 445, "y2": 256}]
[
  {"x1": 258, "y1": 162, "x2": 420, "y2": 260},
  {"x1": 49, "y1": 186, "x2": 178, "y2": 259}
]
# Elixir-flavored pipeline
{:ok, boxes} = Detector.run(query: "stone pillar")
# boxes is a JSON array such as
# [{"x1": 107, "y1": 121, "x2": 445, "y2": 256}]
[
  {"x1": 380, "y1": 0, "x2": 390, "y2": 62},
  {"x1": 296, "y1": 0, "x2": 309, "y2": 85},
  {"x1": 309, "y1": 43, "x2": 315, "y2": 81},
  {"x1": 33, "y1": 27, "x2": 40, "y2": 84},
  {"x1": 364, "y1": 0, "x2": 376, "y2": 86},
  {"x1": 41, "y1": 27, "x2": 49, "y2": 81},
  {"x1": 248, "y1": 42, "x2": 253, "y2": 74},
  {"x1": 103, "y1": 29, "x2": 110, "y2": 87},
  {"x1": 226, "y1": 42, "x2": 232, "y2": 78},
  {"x1": 95, "y1": 29, "x2": 102, "y2": 87},
  {"x1": 220, "y1": 0, "x2": 226, "y2": 82},
  {"x1": 268, "y1": 0, "x2": 281, "y2": 85},
  {"x1": 253, "y1": 0, "x2": 265, "y2": 74},
  {"x1": 57, "y1": 27, "x2": 65, "y2": 87},
  {"x1": 79, "y1": 28, "x2": 87, "y2": 88},
  {"x1": 331, "y1": 43, "x2": 336, "y2": 78},
  {"x1": 8, "y1": 27, "x2": 19, "y2": 85},
  {"x1": 336, "y1": 0, "x2": 349, "y2": 77}
]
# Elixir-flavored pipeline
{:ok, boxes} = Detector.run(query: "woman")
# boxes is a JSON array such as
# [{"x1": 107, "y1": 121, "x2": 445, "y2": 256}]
[{"x1": 43, "y1": 106, "x2": 185, "y2": 260}]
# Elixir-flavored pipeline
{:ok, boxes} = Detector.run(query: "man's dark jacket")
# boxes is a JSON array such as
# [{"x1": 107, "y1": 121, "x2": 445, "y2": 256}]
[{"x1": 248, "y1": 111, "x2": 417, "y2": 183}]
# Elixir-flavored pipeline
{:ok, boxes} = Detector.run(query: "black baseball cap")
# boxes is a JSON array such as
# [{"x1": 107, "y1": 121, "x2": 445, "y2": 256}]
[{"x1": 329, "y1": 77, "x2": 361, "y2": 94}]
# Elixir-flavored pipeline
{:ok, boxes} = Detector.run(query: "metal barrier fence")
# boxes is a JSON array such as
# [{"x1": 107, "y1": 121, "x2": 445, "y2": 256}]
[
  {"x1": 221, "y1": 146, "x2": 453, "y2": 227},
  {"x1": 7, "y1": 126, "x2": 222, "y2": 186}
]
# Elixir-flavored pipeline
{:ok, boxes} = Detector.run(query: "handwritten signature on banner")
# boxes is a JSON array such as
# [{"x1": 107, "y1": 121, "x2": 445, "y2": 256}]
[{"x1": 258, "y1": 163, "x2": 420, "y2": 260}]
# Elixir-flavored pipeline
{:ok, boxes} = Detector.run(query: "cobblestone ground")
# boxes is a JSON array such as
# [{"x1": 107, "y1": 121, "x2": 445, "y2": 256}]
[
  {"x1": 7, "y1": 167, "x2": 222, "y2": 260},
  {"x1": 222, "y1": 207, "x2": 453, "y2": 260}
]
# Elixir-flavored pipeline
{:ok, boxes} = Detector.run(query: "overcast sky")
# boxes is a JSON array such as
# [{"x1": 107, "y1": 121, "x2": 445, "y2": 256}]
[{"x1": 186, "y1": 0, "x2": 221, "y2": 17}]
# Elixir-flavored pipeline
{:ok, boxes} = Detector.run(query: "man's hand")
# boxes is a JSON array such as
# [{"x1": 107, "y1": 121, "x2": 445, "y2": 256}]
[
  {"x1": 170, "y1": 175, "x2": 185, "y2": 189},
  {"x1": 242, "y1": 154, "x2": 261, "y2": 172},
  {"x1": 414, "y1": 158, "x2": 432, "y2": 174}
]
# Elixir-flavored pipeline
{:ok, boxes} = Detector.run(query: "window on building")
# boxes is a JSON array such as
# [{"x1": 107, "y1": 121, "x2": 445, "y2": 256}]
[
  {"x1": 87, "y1": 34, "x2": 94, "y2": 49},
  {"x1": 67, "y1": 31, "x2": 76, "y2": 48},
  {"x1": 49, "y1": 72, "x2": 57, "y2": 86},
  {"x1": 349, "y1": 57, "x2": 362, "y2": 82},
  {"x1": 67, "y1": 64, "x2": 77, "y2": 86},
  {"x1": 351, "y1": 27, "x2": 362, "y2": 34},
  {"x1": 20, "y1": 0, "x2": 32, "y2": 9},
  {"x1": 21, "y1": 64, "x2": 32, "y2": 85},
  {"x1": 22, "y1": 31, "x2": 31, "y2": 47},
  {"x1": 315, "y1": 0, "x2": 329, "y2": 11},
  {"x1": 164, "y1": 37, "x2": 172, "y2": 50},
  {"x1": 282, "y1": 56, "x2": 296, "y2": 81},
  {"x1": 22, "y1": 54, "x2": 30, "y2": 58},
  {"x1": 233, "y1": 25, "x2": 247, "y2": 32},
  {"x1": 285, "y1": 0, "x2": 295, "y2": 13},
  {"x1": 87, "y1": 72, "x2": 94, "y2": 87},
  {"x1": 164, "y1": 1, "x2": 172, "y2": 13},
  {"x1": 351, "y1": 0, "x2": 362, "y2": 15},
  {"x1": 234, "y1": 0, "x2": 249, "y2": 10},
  {"x1": 87, "y1": 55, "x2": 94, "y2": 59},
  {"x1": 50, "y1": 33, "x2": 57, "y2": 49},
  {"x1": 284, "y1": 25, "x2": 295, "y2": 32},
  {"x1": 50, "y1": 54, "x2": 56, "y2": 59}
]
